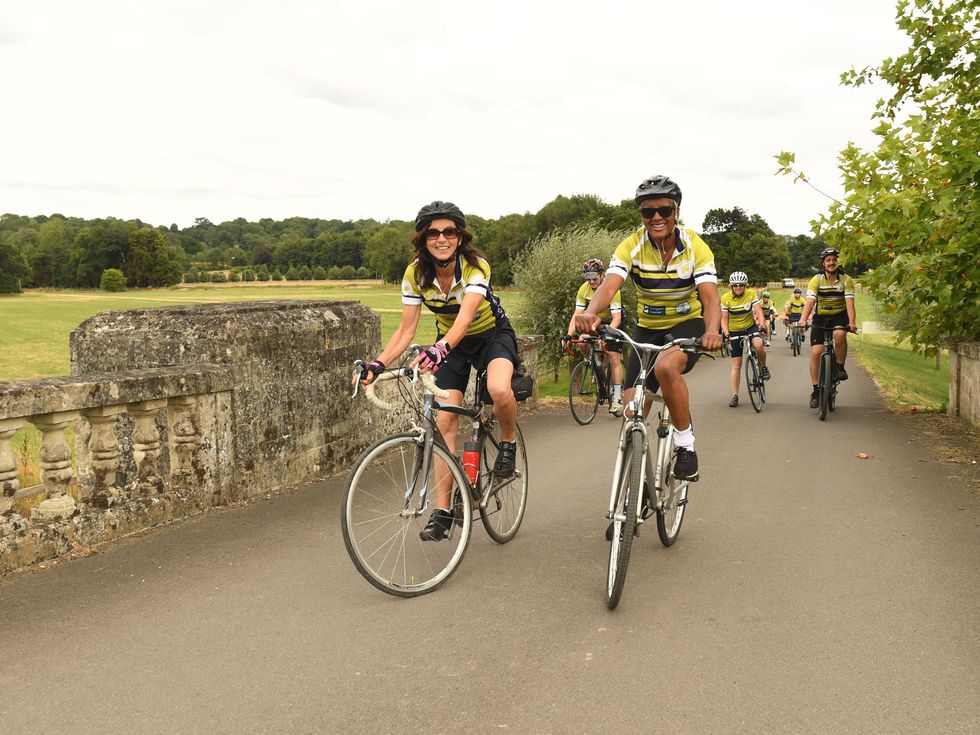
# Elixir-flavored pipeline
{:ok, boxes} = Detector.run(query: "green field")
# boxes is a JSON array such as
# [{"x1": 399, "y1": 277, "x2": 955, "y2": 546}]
[{"x1": 0, "y1": 282, "x2": 430, "y2": 381}]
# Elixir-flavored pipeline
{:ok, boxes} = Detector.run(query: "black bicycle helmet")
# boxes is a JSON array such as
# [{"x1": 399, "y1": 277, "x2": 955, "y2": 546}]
[
  {"x1": 820, "y1": 247, "x2": 840, "y2": 259},
  {"x1": 415, "y1": 201, "x2": 466, "y2": 232},
  {"x1": 634, "y1": 175, "x2": 682, "y2": 206}
]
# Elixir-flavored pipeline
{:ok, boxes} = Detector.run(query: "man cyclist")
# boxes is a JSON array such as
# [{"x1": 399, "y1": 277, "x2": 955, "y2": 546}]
[
  {"x1": 574, "y1": 175, "x2": 722, "y2": 485},
  {"x1": 781, "y1": 287, "x2": 806, "y2": 340},
  {"x1": 720, "y1": 271, "x2": 770, "y2": 407},
  {"x1": 797, "y1": 247, "x2": 857, "y2": 409},
  {"x1": 565, "y1": 258, "x2": 625, "y2": 416}
]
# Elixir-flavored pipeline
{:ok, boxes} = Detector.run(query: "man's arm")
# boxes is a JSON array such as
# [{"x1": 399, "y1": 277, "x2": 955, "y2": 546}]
[{"x1": 697, "y1": 282, "x2": 723, "y2": 350}]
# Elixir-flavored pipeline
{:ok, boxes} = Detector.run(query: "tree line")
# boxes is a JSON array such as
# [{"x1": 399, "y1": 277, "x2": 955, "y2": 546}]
[{"x1": 0, "y1": 196, "x2": 827, "y2": 294}]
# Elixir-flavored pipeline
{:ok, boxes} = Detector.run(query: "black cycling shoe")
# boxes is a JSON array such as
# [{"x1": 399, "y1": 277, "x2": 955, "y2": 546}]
[
  {"x1": 760, "y1": 365, "x2": 771, "y2": 380},
  {"x1": 836, "y1": 364, "x2": 848, "y2": 381},
  {"x1": 809, "y1": 389, "x2": 819, "y2": 409},
  {"x1": 729, "y1": 395, "x2": 739, "y2": 408},
  {"x1": 419, "y1": 508, "x2": 454, "y2": 542},
  {"x1": 493, "y1": 441, "x2": 517, "y2": 477},
  {"x1": 672, "y1": 447, "x2": 699, "y2": 481}
]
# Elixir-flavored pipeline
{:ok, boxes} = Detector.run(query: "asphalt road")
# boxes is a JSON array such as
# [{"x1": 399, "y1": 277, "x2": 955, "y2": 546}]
[{"x1": 2, "y1": 335, "x2": 978, "y2": 734}]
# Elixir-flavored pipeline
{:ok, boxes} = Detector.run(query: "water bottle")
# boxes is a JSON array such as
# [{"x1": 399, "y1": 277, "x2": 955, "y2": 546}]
[{"x1": 462, "y1": 440, "x2": 480, "y2": 485}]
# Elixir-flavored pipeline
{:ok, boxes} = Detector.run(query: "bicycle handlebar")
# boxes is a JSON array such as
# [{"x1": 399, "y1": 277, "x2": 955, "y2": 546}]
[{"x1": 351, "y1": 344, "x2": 450, "y2": 410}]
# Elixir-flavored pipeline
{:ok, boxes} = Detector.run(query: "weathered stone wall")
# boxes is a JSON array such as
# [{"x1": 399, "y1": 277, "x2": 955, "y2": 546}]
[
  {"x1": 71, "y1": 301, "x2": 380, "y2": 499},
  {"x1": 949, "y1": 342, "x2": 980, "y2": 429}
]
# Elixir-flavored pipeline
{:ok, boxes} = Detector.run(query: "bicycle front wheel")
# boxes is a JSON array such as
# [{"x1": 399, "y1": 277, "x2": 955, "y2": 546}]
[
  {"x1": 606, "y1": 430, "x2": 643, "y2": 610},
  {"x1": 791, "y1": 330, "x2": 800, "y2": 356},
  {"x1": 569, "y1": 360, "x2": 599, "y2": 425},
  {"x1": 341, "y1": 434, "x2": 473, "y2": 597},
  {"x1": 746, "y1": 355, "x2": 763, "y2": 413},
  {"x1": 478, "y1": 423, "x2": 528, "y2": 543},
  {"x1": 657, "y1": 432, "x2": 689, "y2": 547},
  {"x1": 819, "y1": 352, "x2": 832, "y2": 421}
]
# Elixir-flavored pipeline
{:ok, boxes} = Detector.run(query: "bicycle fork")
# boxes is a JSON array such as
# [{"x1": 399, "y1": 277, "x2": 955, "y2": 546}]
[{"x1": 607, "y1": 422, "x2": 649, "y2": 525}]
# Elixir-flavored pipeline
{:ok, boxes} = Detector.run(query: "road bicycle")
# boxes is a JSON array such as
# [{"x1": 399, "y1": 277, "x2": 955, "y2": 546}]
[
  {"x1": 342, "y1": 349, "x2": 529, "y2": 597},
  {"x1": 816, "y1": 325, "x2": 857, "y2": 421},
  {"x1": 788, "y1": 321, "x2": 805, "y2": 357},
  {"x1": 596, "y1": 325, "x2": 711, "y2": 610},
  {"x1": 565, "y1": 337, "x2": 614, "y2": 424},
  {"x1": 726, "y1": 332, "x2": 767, "y2": 413}
]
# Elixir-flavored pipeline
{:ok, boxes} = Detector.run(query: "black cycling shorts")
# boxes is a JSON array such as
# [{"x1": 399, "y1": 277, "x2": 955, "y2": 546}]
[
  {"x1": 434, "y1": 320, "x2": 519, "y2": 394},
  {"x1": 728, "y1": 325, "x2": 762, "y2": 358},
  {"x1": 810, "y1": 312, "x2": 848, "y2": 346},
  {"x1": 623, "y1": 319, "x2": 705, "y2": 394}
]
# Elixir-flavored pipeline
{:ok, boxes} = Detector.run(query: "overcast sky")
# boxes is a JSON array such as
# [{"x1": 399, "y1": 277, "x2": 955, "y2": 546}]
[{"x1": 1, "y1": 0, "x2": 908, "y2": 235}]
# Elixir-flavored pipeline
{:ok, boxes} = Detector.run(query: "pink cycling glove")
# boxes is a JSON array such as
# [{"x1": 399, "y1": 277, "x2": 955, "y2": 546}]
[{"x1": 419, "y1": 341, "x2": 450, "y2": 372}]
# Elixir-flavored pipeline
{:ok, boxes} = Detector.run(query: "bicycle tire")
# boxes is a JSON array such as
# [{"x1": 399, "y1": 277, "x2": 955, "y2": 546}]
[
  {"x1": 819, "y1": 352, "x2": 832, "y2": 421},
  {"x1": 791, "y1": 329, "x2": 800, "y2": 356},
  {"x1": 606, "y1": 430, "x2": 642, "y2": 610},
  {"x1": 746, "y1": 353, "x2": 763, "y2": 413},
  {"x1": 656, "y1": 429, "x2": 689, "y2": 546},
  {"x1": 341, "y1": 433, "x2": 473, "y2": 597},
  {"x1": 569, "y1": 360, "x2": 599, "y2": 425},
  {"x1": 478, "y1": 423, "x2": 528, "y2": 543}
]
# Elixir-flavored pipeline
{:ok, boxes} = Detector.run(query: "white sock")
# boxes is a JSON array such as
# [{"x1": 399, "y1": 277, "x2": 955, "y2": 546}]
[
  {"x1": 613, "y1": 384, "x2": 622, "y2": 400},
  {"x1": 673, "y1": 426, "x2": 695, "y2": 450}
]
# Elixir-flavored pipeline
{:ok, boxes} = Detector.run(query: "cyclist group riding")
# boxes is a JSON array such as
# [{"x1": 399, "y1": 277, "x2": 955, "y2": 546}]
[{"x1": 346, "y1": 176, "x2": 857, "y2": 603}]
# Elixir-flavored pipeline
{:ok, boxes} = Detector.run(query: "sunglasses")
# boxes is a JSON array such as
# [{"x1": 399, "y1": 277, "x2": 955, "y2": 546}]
[
  {"x1": 425, "y1": 227, "x2": 461, "y2": 241},
  {"x1": 731, "y1": 284, "x2": 746, "y2": 288},
  {"x1": 640, "y1": 205, "x2": 676, "y2": 220},
  {"x1": 584, "y1": 272, "x2": 601, "y2": 279}
]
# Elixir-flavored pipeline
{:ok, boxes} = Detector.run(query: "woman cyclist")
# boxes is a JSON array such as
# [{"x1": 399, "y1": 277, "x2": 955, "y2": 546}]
[
  {"x1": 565, "y1": 258, "x2": 625, "y2": 416},
  {"x1": 357, "y1": 201, "x2": 521, "y2": 541},
  {"x1": 720, "y1": 271, "x2": 770, "y2": 407}
]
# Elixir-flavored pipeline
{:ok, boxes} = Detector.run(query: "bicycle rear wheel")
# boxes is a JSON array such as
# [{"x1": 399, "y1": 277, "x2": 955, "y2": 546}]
[
  {"x1": 341, "y1": 434, "x2": 473, "y2": 597},
  {"x1": 657, "y1": 430, "x2": 688, "y2": 547},
  {"x1": 819, "y1": 352, "x2": 832, "y2": 421},
  {"x1": 746, "y1": 354, "x2": 763, "y2": 413},
  {"x1": 478, "y1": 423, "x2": 528, "y2": 543},
  {"x1": 569, "y1": 360, "x2": 599, "y2": 425},
  {"x1": 606, "y1": 430, "x2": 642, "y2": 610}
]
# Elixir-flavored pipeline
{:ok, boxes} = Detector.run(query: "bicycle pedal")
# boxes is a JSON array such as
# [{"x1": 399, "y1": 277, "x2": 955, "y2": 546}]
[{"x1": 677, "y1": 499, "x2": 688, "y2": 507}]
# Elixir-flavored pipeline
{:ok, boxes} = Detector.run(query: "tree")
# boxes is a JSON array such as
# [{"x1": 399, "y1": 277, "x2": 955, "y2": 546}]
[
  {"x1": 99, "y1": 268, "x2": 126, "y2": 292},
  {"x1": 365, "y1": 225, "x2": 414, "y2": 283},
  {"x1": 786, "y1": 234, "x2": 827, "y2": 277},
  {"x1": 127, "y1": 227, "x2": 183, "y2": 287},
  {"x1": 777, "y1": 0, "x2": 979, "y2": 350},
  {"x1": 312, "y1": 266, "x2": 327, "y2": 280},
  {"x1": 701, "y1": 207, "x2": 790, "y2": 284},
  {"x1": 0, "y1": 239, "x2": 29, "y2": 293}
]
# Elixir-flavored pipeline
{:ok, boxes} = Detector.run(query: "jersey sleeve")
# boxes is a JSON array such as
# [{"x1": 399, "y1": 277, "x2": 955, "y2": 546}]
[
  {"x1": 843, "y1": 275, "x2": 855, "y2": 298},
  {"x1": 691, "y1": 234, "x2": 718, "y2": 285},
  {"x1": 609, "y1": 289, "x2": 623, "y2": 313},
  {"x1": 805, "y1": 275, "x2": 820, "y2": 300},
  {"x1": 607, "y1": 231, "x2": 640, "y2": 281},
  {"x1": 462, "y1": 259, "x2": 490, "y2": 297},
  {"x1": 401, "y1": 263, "x2": 423, "y2": 305},
  {"x1": 720, "y1": 292, "x2": 731, "y2": 312},
  {"x1": 575, "y1": 283, "x2": 588, "y2": 310}
]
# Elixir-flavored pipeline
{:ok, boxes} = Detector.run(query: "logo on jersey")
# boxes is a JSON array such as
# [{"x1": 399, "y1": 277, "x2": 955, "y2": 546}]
[{"x1": 675, "y1": 302, "x2": 691, "y2": 315}]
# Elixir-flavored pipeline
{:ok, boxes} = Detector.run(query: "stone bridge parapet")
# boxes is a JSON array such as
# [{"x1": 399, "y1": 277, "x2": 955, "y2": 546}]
[{"x1": 0, "y1": 300, "x2": 542, "y2": 574}]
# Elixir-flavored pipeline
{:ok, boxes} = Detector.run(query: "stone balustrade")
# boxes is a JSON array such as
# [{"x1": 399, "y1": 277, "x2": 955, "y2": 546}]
[{"x1": 0, "y1": 300, "x2": 543, "y2": 574}]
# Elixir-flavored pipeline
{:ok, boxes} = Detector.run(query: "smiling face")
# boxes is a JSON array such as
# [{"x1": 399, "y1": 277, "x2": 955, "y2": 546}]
[
  {"x1": 423, "y1": 218, "x2": 460, "y2": 262},
  {"x1": 823, "y1": 254, "x2": 839, "y2": 273},
  {"x1": 639, "y1": 197, "x2": 678, "y2": 244}
]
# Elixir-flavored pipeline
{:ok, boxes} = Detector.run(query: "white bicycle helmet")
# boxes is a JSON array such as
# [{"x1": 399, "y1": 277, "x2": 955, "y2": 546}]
[{"x1": 729, "y1": 271, "x2": 749, "y2": 285}]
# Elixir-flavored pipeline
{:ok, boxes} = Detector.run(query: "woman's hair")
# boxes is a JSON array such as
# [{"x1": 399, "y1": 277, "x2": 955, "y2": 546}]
[{"x1": 410, "y1": 226, "x2": 488, "y2": 288}]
